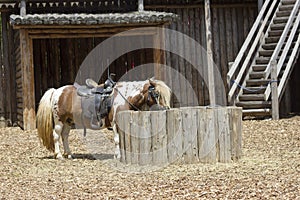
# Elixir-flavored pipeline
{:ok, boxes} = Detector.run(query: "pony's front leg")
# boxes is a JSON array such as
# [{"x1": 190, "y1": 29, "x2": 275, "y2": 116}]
[
  {"x1": 113, "y1": 124, "x2": 121, "y2": 159},
  {"x1": 61, "y1": 125, "x2": 72, "y2": 159},
  {"x1": 53, "y1": 122, "x2": 64, "y2": 159}
]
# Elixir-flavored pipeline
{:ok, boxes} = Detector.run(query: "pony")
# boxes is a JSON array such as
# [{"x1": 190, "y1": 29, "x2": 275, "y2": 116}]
[{"x1": 36, "y1": 77, "x2": 172, "y2": 159}]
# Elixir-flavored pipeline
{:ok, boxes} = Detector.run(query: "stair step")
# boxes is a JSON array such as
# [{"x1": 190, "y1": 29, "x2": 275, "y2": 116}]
[
  {"x1": 236, "y1": 101, "x2": 271, "y2": 109},
  {"x1": 262, "y1": 42, "x2": 296, "y2": 50},
  {"x1": 259, "y1": 50, "x2": 274, "y2": 57},
  {"x1": 242, "y1": 109, "x2": 271, "y2": 117},
  {"x1": 276, "y1": 11, "x2": 292, "y2": 17},
  {"x1": 281, "y1": 0, "x2": 296, "y2": 5},
  {"x1": 246, "y1": 79, "x2": 271, "y2": 86},
  {"x1": 265, "y1": 36, "x2": 280, "y2": 43},
  {"x1": 279, "y1": 5, "x2": 294, "y2": 11},
  {"x1": 256, "y1": 57, "x2": 270, "y2": 64},
  {"x1": 268, "y1": 30, "x2": 284, "y2": 37},
  {"x1": 249, "y1": 72, "x2": 266, "y2": 79},
  {"x1": 262, "y1": 43, "x2": 277, "y2": 50},
  {"x1": 239, "y1": 94, "x2": 265, "y2": 101},
  {"x1": 259, "y1": 49, "x2": 293, "y2": 57},
  {"x1": 243, "y1": 87, "x2": 266, "y2": 94},
  {"x1": 273, "y1": 17, "x2": 289, "y2": 24},
  {"x1": 271, "y1": 23, "x2": 286, "y2": 31},
  {"x1": 252, "y1": 65, "x2": 267, "y2": 71}
]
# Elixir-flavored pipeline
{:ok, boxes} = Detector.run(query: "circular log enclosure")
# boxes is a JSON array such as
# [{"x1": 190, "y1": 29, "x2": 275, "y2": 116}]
[{"x1": 117, "y1": 106, "x2": 242, "y2": 166}]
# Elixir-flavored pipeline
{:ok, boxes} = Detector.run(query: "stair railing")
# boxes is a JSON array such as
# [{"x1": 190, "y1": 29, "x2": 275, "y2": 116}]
[
  {"x1": 264, "y1": 0, "x2": 300, "y2": 100},
  {"x1": 227, "y1": 0, "x2": 279, "y2": 104},
  {"x1": 278, "y1": 12, "x2": 300, "y2": 99}
]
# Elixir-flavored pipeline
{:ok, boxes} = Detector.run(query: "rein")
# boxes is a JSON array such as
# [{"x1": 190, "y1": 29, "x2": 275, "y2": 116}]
[{"x1": 114, "y1": 87, "x2": 141, "y2": 111}]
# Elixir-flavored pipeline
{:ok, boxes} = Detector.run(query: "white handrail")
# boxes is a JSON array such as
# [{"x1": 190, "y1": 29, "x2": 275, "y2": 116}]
[
  {"x1": 227, "y1": 0, "x2": 272, "y2": 81},
  {"x1": 227, "y1": 0, "x2": 279, "y2": 103},
  {"x1": 264, "y1": 0, "x2": 300, "y2": 78},
  {"x1": 278, "y1": 14, "x2": 300, "y2": 98},
  {"x1": 264, "y1": 0, "x2": 300, "y2": 100}
]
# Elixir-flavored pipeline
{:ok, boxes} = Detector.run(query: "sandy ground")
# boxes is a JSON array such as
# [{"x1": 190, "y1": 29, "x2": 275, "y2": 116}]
[{"x1": 0, "y1": 117, "x2": 299, "y2": 199}]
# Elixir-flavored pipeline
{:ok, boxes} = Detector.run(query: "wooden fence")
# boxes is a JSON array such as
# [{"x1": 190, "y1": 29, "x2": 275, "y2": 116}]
[
  {"x1": 117, "y1": 106, "x2": 242, "y2": 165},
  {"x1": 0, "y1": 2, "x2": 258, "y2": 127}
]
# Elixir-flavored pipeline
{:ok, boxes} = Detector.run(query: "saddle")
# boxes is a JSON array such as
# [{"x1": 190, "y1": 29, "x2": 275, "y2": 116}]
[{"x1": 75, "y1": 76, "x2": 116, "y2": 131}]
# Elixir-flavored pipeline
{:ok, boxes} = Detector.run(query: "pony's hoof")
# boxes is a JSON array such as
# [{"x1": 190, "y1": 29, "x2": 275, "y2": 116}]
[
  {"x1": 114, "y1": 152, "x2": 121, "y2": 160},
  {"x1": 56, "y1": 154, "x2": 64, "y2": 160}
]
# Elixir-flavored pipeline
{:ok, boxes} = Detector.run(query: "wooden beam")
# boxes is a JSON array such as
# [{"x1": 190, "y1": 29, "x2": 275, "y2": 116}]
[
  {"x1": 20, "y1": 29, "x2": 36, "y2": 130},
  {"x1": 258, "y1": 0, "x2": 264, "y2": 11},
  {"x1": 153, "y1": 27, "x2": 166, "y2": 80},
  {"x1": 204, "y1": 0, "x2": 216, "y2": 106},
  {"x1": 12, "y1": 22, "x2": 169, "y2": 30},
  {"x1": 144, "y1": 3, "x2": 257, "y2": 9},
  {"x1": 138, "y1": 0, "x2": 144, "y2": 12},
  {"x1": 20, "y1": 0, "x2": 26, "y2": 17},
  {"x1": 1, "y1": 12, "x2": 11, "y2": 121},
  {"x1": 271, "y1": 60, "x2": 279, "y2": 120}
]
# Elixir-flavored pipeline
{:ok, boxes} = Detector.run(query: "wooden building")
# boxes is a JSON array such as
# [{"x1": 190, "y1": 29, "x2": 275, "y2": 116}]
[{"x1": 0, "y1": 0, "x2": 299, "y2": 129}]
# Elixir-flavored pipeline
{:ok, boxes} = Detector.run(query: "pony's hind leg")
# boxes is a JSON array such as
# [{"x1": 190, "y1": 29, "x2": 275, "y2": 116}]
[
  {"x1": 113, "y1": 124, "x2": 121, "y2": 159},
  {"x1": 53, "y1": 122, "x2": 64, "y2": 159},
  {"x1": 61, "y1": 125, "x2": 72, "y2": 159}
]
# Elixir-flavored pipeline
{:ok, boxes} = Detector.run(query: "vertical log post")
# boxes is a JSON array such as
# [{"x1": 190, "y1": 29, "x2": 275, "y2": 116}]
[
  {"x1": 20, "y1": 0, "x2": 26, "y2": 17},
  {"x1": 0, "y1": 13, "x2": 5, "y2": 120},
  {"x1": 138, "y1": 0, "x2": 144, "y2": 12},
  {"x1": 1, "y1": 12, "x2": 11, "y2": 124},
  {"x1": 204, "y1": 0, "x2": 216, "y2": 106},
  {"x1": 258, "y1": 0, "x2": 264, "y2": 12},
  {"x1": 153, "y1": 27, "x2": 166, "y2": 80},
  {"x1": 20, "y1": 29, "x2": 36, "y2": 130},
  {"x1": 271, "y1": 60, "x2": 279, "y2": 120}
]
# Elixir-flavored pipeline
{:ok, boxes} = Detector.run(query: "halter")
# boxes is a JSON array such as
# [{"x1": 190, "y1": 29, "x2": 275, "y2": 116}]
[{"x1": 147, "y1": 85, "x2": 159, "y2": 105}]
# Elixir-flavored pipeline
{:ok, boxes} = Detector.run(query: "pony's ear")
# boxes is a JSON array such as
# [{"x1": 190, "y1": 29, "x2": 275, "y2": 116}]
[
  {"x1": 86, "y1": 78, "x2": 98, "y2": 88},
  {"x1": 149, "y1": 78, "x2": 157, "y2": 87}
]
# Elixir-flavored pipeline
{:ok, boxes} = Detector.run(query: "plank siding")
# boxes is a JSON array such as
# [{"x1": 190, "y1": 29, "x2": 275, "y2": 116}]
[{"x1": 1, "y1": 1, "x2": 260, "y2": 127}]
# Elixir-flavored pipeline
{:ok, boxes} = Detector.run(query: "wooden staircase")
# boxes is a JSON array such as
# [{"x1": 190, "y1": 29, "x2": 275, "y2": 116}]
[{"x1": 227, "y1": 0, "x2": 300, "y2": 118}]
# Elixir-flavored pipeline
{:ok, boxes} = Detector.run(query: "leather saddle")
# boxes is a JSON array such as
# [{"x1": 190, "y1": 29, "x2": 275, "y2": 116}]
[{"x1": 75, "y1": 76, "x2": 116, "y2": 131}]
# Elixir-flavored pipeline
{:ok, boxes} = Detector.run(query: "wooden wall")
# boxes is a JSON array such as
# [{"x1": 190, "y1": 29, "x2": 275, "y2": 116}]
[
  {"x1": 155, "y1": 4, "x2": 258, "y2": 106},
  {"x1": 1, "y1": 1, "x2": 260, "y2": 126},
  {"x1": 0, "y1": 12, "x2": 17, "y2": 126},
  {"x1": 33, "y1": 37, "x2": 155, "y2": 112}
]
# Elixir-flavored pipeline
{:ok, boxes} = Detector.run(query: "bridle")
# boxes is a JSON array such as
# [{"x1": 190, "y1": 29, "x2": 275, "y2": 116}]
[{"x1": 147, "y1": 85, "x2": 159, "y2": 105}]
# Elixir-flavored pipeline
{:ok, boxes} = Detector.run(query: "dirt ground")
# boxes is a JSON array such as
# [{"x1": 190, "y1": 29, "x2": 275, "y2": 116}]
[{"x1": 0, "y1": 116, "x2": 299, "y2": 199}]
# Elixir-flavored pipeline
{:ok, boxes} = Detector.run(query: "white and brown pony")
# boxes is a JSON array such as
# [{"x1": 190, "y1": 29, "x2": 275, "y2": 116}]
[{"x1": 36, "y1": 78, "x2": 171, "y2": 159}]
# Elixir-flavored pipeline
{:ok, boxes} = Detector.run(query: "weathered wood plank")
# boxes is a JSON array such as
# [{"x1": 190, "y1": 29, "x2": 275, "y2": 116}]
[
  {"x1": 229, "y1": 107, "x2": 242, "y2": 161},
  {"x1": 138, "y1": 111, "x2": 152, "y2": 166},
  {"x1": 151, "y1": 110, "x2": 167, "y2": 166},
  {"x1": 118, "y1": 107, "x2": 242, "y2": 166},
  {"x1": 130, "y1": 111, "x2": 139, "y2": 164},
  {"x1": 217, "y1": 107, "x2": 231, "y2": 163},
  {"x1": 20, "y1": 29, "x2": 36, "y2": 130},
  {"x1": 199, "y1": 107, "x2": 217, "y2": 163},
  {"x1": 181, "y1": 107, "x2": 198, "y2": 163},
  {"x1": 122, "y1": 111, "x2": 132, "y2": 164},
  {"x1": 166, "y1": 109, "x2": 183, "y2": 164}
]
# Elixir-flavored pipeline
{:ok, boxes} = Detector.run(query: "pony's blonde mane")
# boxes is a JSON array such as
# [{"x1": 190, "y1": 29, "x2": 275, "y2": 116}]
[
  {"x1": 36, "y1": 88, "x2": 56, "y2": 152},
  {"x1": 154, "y1": 80, "x2": 172, "y2": 108}
]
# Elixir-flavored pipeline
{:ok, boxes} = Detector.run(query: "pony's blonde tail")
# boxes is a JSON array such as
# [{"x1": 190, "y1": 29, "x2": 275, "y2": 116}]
[{"x1": 36, "y1": 88, "x2": 56, "y2": 152}]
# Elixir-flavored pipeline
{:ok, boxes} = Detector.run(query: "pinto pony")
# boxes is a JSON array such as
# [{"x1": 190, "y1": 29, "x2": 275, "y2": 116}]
[{"x1": 36, "y1": 78, "x2": 172, "y2": 159}]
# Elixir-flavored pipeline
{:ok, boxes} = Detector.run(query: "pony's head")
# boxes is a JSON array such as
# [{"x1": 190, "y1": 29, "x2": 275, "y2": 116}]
[{"x1": 146, "y1": 78, "x2": 172, "y2": 110}]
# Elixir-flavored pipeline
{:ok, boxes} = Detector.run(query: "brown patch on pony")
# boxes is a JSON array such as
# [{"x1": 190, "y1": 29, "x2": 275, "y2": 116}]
[{"x1": 57, "y1": 86, "x2": 77, "y2": 125}]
